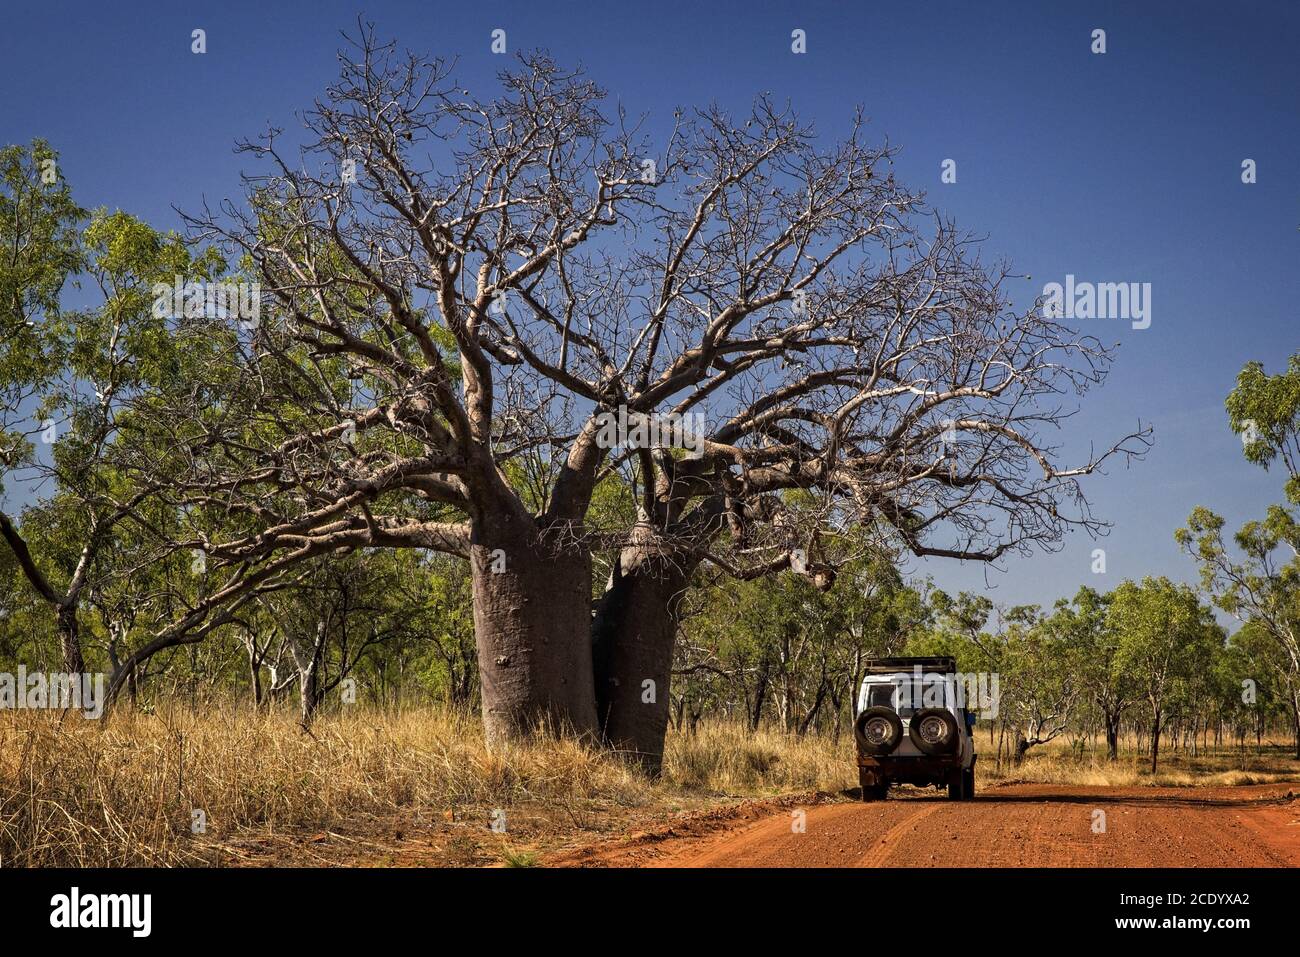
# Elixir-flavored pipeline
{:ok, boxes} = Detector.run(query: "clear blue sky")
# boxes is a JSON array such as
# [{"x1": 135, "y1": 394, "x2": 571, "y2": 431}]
[{"x1": 2, "y1": 0, "x2": 1297, "y2": 611}]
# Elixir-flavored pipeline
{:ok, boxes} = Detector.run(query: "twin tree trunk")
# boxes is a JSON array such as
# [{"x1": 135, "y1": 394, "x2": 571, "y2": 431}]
[{"x1": 471, "y1": 515, "x2": 691, "y2": 774}]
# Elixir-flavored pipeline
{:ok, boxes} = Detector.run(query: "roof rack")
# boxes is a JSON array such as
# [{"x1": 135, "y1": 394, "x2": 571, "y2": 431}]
[{"x1": 864, "y1": 656, "x2": 957, "y2": 674}]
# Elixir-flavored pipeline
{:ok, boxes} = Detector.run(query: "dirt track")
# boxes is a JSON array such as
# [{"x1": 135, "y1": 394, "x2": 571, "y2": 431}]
[{"x1": 551, "y1": 783, "x2": 1300, "y2": 867}]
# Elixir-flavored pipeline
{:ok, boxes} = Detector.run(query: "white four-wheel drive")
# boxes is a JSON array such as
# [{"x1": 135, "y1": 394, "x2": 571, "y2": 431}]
[{"x1": 854, "y1": 656, "x2": 977, "y2": 801}]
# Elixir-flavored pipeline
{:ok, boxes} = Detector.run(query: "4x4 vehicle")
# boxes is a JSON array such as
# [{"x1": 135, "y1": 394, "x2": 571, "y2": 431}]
[{"x1": 854, "y1": 656, "x2": 976, "y2": 801}]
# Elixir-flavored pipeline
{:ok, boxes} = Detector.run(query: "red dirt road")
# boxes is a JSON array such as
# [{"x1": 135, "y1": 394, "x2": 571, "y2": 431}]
[{"x1": 552, "y1": 783, "x2": 1300, "y2": 867}]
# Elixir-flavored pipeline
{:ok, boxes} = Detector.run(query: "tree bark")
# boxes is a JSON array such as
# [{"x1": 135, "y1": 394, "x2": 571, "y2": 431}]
[
  {"x1": 591, "y1": 534, "x2": 692, "y2": 775},
  {"x1": 1, "y1": 514, "x2": 86, "y2": 675},
  {"x1": 470, "y1": 512, "x2": 598, "y2": 745},
  {"x1": 249, "y1": 650, "x2": 263, "y2": 709},
  {"x1": 55, "y1": 605, "x2": 85, "y2": 675},
  {"x1": 1013, "y1": 732, "x2": 1031, "y2": 765},
  {"x1": 1150, "y1": 708, "x2": 1162, "y2": 774},
  {"x1": 287, "y1": 619, "x2": 326, "y2": 725},
  {"x1": 1290, "y1": 685, "x2": 1300, "y2": 760},
  {"x1": 751, "y1": 656, "x2": 771, "y2": 732},
  {"x1": 106, "y1": 640, "x2": 137, "y2": 707},
  {"x1": 1104, "y1": 708, "x2": 1122, "y2": 762}
]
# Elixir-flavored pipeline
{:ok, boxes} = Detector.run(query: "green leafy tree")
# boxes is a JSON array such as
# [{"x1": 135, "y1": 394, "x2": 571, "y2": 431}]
[
  {"x1": 1, "y1": 144, "x2": 221, "y2": 674},
  {"x1": 1054, "y1": 586, "x2": 1131, "y2": 760},
  {"x1": 1109, "y1": 577, "x2": 1223, "y2": 773},
  {"x1": 1178, "y1": 354, "x2": 1300, "y2": 757}
]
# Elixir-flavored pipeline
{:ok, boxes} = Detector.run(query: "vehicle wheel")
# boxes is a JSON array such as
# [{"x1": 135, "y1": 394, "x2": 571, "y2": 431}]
[
  {"x1": 947, "y1": 771, "x2": 963, "y2": 800},
  {"x1": 908, "y1": 708, "x2": 959, "y2": 756},
  {"x1": 861, "y1": 782, "x2": 889, "y2": 801},
  {"x1": 858, "y1": 769, "x2": 889, "y2": 801},
  {"x1": 962, "y1": 767, "x2": 975, "y2": 800},
  {"x1": 854, "y1": 706, "x2": 904, "y2": 755}
]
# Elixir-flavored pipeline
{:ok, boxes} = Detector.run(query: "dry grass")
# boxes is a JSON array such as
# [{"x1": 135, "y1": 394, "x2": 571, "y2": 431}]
[
  {"x1": 4, "y1": 706, "x2": 1296, "y2": 866},
  {"x1": 0, "y1": 705, "x2": 653, "y2": 866},
  {"x1": 0, "y1": 705, "x2": 856, "y2": 866},
  {"x1": 985, "y1": 735, "x2": 1300, "y2": 789},
  {"x1": 665, "y1": 723, "x2": 854, "y2": 794}
]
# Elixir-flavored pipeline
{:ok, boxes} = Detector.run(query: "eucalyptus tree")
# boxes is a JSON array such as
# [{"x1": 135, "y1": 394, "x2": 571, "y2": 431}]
[
  {"x1": 1178, "y1": 354, "x2": 1300, "y2": 757},
  {"x1": 153, "y1": 27, "x2": 1147, "y2": 768},
  {"x1": 1000, "y1": 607, "x2": 1081, "y2": 763},
  {"x1": 0, "y1": 142, "x2": 227, "y2": 675},
  {"x1": 1, "y1": 140, "x2": 86, "y2": 670},
  {"x1": 1109, "y1": 577, "x2": 1223, "y2": 773},
  {"x1": 1053, "y1": 586, "x2": 1131, "y2": 760}
]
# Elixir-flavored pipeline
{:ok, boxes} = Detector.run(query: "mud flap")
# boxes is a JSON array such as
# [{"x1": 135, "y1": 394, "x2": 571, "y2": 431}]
[{"x1": 858, "y1": 767, "x2": 883, "y2": 788}]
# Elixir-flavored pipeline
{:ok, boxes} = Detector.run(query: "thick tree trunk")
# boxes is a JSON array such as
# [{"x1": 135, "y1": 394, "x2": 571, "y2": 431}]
[
  {"x1": 591, "y1": 531, "x2": 693, "y2": 775},
  {"x1": 470, "y1": 514, "x2": 598, "y2": 744}
]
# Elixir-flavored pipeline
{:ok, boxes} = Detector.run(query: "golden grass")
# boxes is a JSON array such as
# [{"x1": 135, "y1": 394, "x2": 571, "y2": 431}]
[
  {"x1": 985, "y1": 735, "x2": 1300, "y2": 789},
  {"x1": 3, "y1": 705, "x2": 1296, "y2": 866},
  {"x1": 665, "y1": 723, "x2": 854, "y2": 794},
  {"x1": 0, "y1": 705, "x2": 857, "y2": 866},
  {"x1": 0, "y1": 705, "x2": 651, "y2": 866}
]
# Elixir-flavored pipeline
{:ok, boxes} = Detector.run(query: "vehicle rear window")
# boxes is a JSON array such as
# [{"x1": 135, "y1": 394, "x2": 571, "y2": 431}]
[
  {"x1": 897, "y1": 680, "x2": 925, "y2": 717},
  {"x1": 898, "y1": 678, "x2": 947, "y2": 716},
  {"x1": 865, "y1": 678, "x2": 948, "y2": 715},
  {"x1": 867, "y1": 684, "x2": 895, "y2": 710}
]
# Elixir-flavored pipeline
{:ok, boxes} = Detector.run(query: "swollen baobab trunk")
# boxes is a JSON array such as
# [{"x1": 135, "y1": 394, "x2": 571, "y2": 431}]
[
  {"x1": 469, "y1": 511, "x2": 599, "y2": 743},
  {"x1": 592, "y1": 533, "x2": 696, "y2": 774}
]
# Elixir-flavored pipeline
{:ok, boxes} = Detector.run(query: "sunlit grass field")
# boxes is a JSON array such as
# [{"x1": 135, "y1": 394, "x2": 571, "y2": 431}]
[{"x1": 3, "y1": 705, "x2": 1296, "y2": 865}]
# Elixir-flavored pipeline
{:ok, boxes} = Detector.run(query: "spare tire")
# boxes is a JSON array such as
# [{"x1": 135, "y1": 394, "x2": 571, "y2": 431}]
[
  {"x1": 854, "y1": 707, "x2": 903, "y2": 755},
  {"x1": 908, "y1": 708, "x2": 959, "y2": 756}
]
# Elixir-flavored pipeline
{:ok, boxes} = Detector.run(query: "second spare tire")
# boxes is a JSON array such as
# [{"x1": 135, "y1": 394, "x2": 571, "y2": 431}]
[{"x1": 908, "y1": 708, "x2": 959, "y2": 755}]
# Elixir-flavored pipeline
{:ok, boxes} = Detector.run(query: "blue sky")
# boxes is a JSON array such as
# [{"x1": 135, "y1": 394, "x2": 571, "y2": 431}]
[{"x1": 2, "y1": 0, "x2": 1297, "y2": 612}]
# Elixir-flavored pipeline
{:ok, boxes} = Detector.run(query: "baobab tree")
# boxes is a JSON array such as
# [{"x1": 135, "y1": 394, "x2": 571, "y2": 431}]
[{"x1": 139, "y1": 26, "x2": 1148, "y2": 770}]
